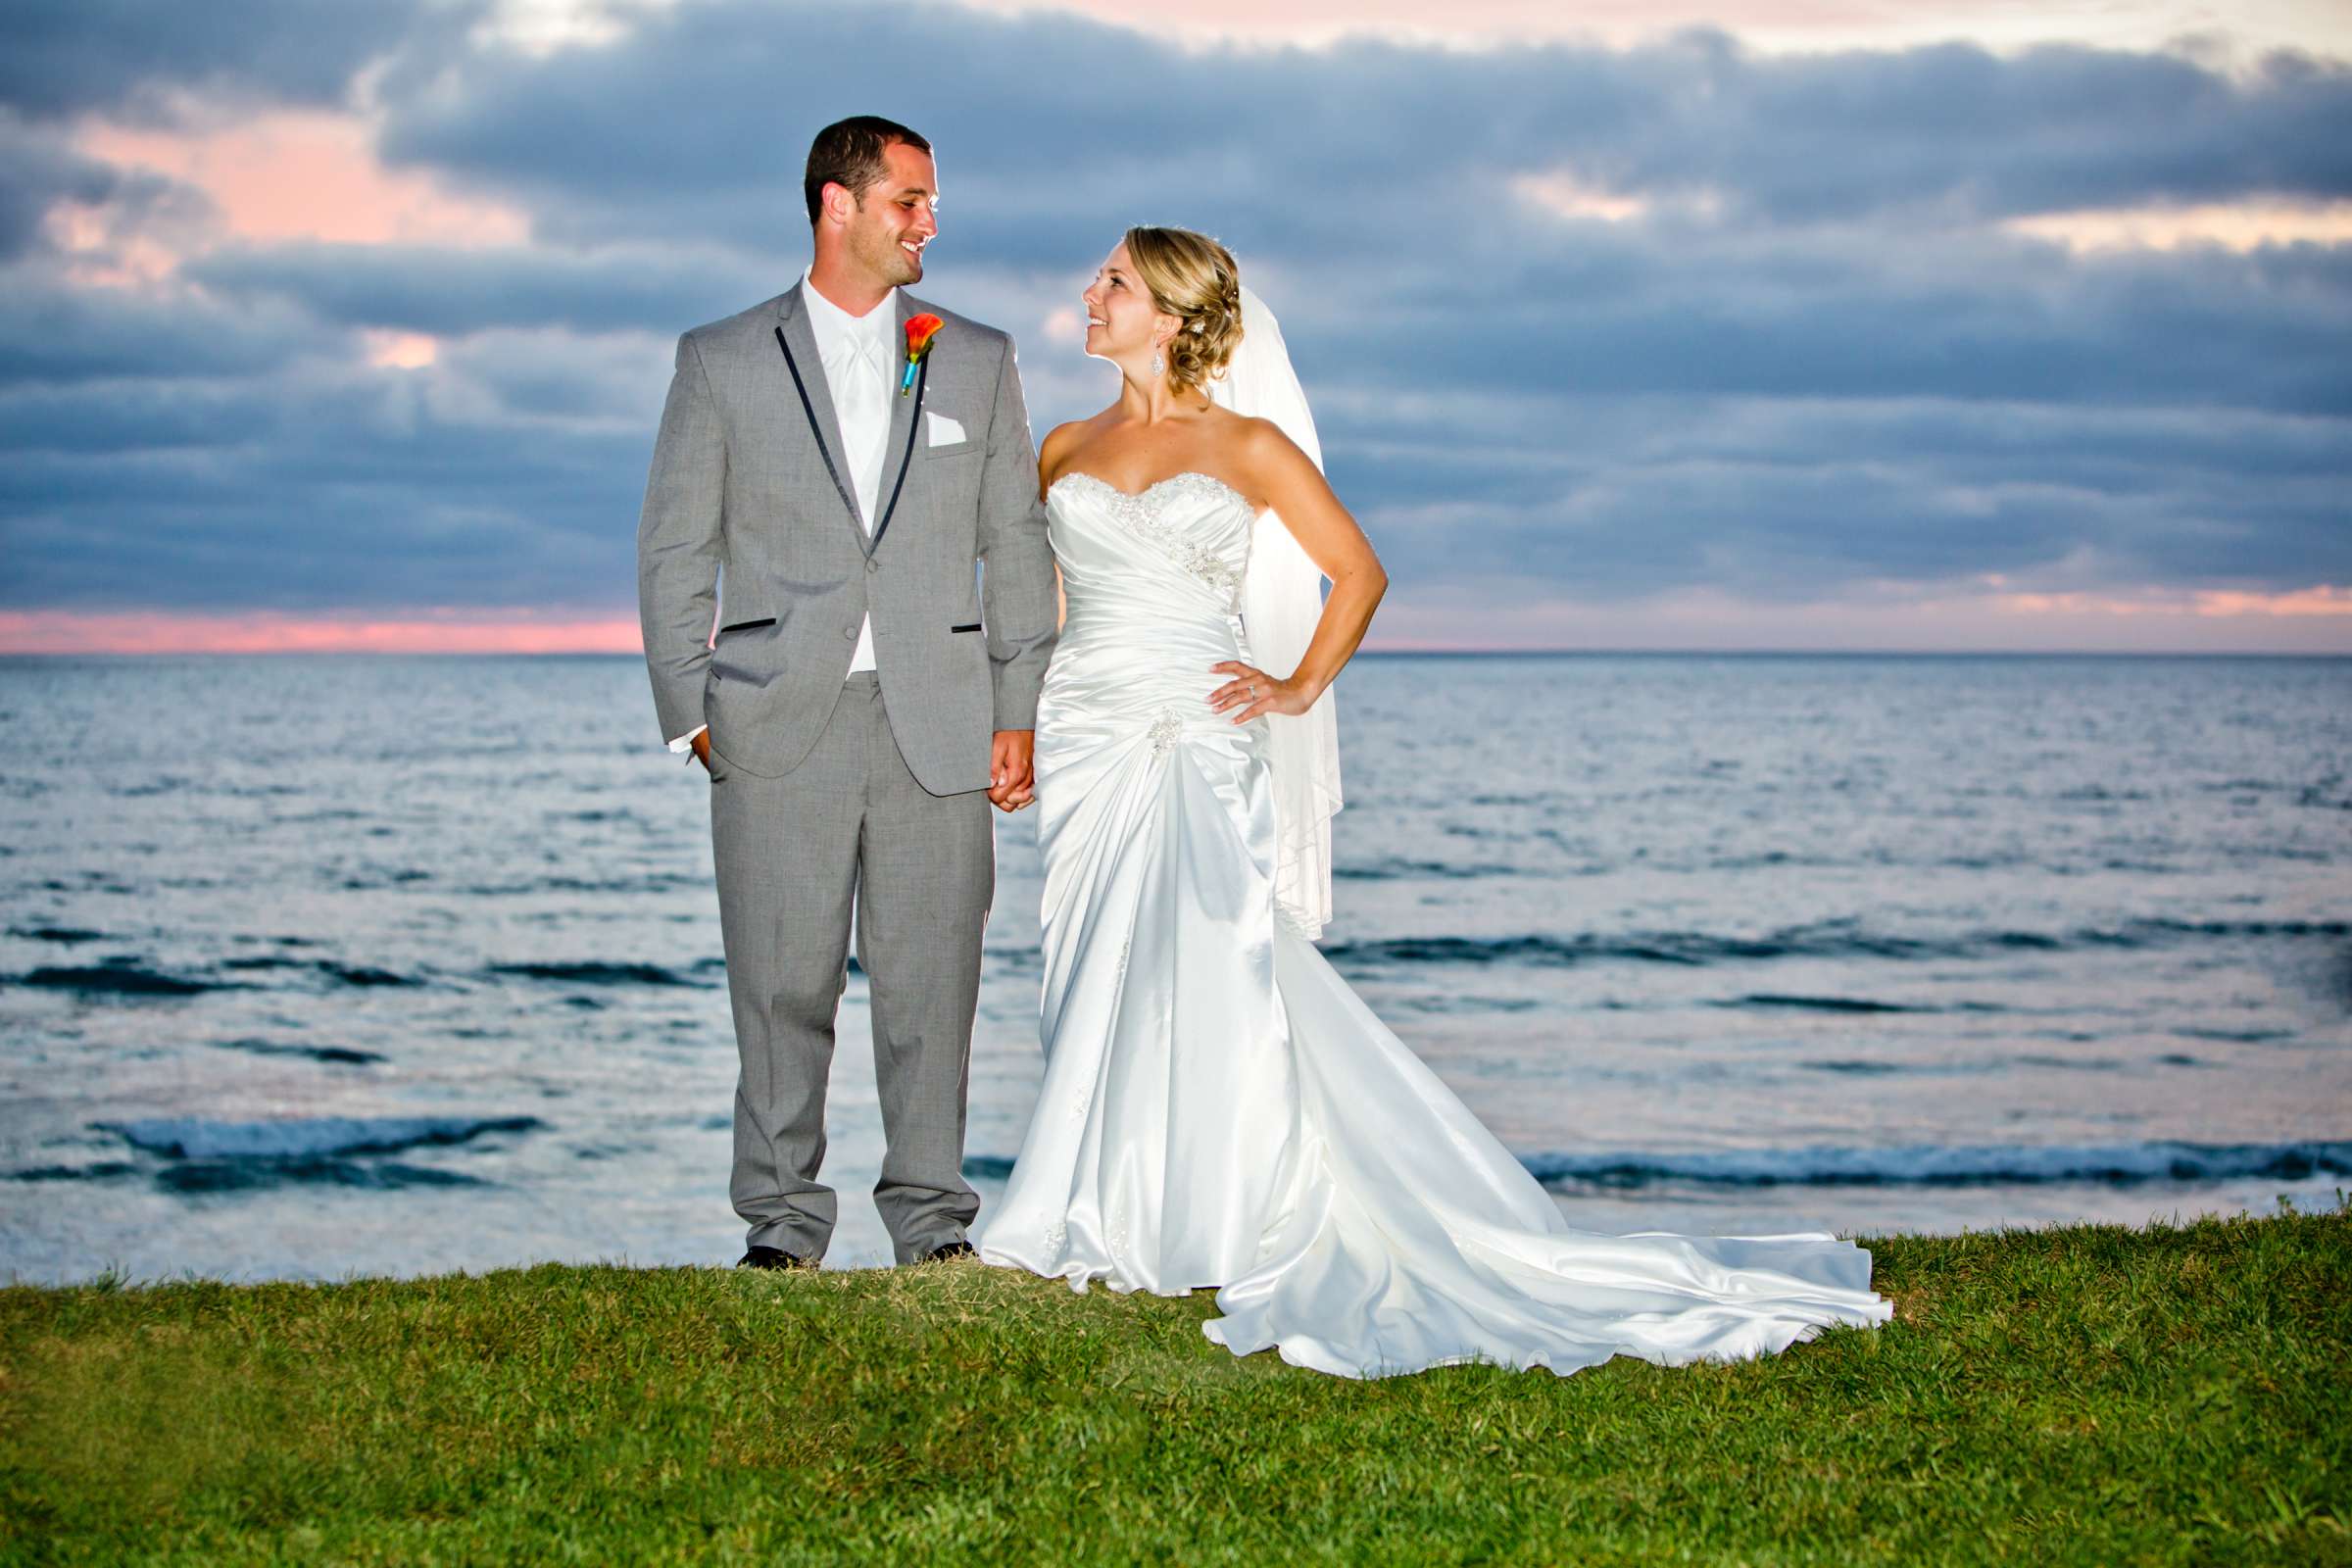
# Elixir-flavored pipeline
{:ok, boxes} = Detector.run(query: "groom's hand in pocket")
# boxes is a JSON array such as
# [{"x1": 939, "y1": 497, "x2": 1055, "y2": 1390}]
[
  {"x1": 989, "y1": 729, "x2": 1035, "y2": 811},
  {"x1": 692, "y1": 731, "x2": 712, "y2": 772}
]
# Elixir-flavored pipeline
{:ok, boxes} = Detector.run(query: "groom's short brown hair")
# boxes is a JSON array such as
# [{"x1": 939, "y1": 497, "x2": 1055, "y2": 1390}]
[{"x1": 805, "y1": 116, "x2": 932, "y2": 226}]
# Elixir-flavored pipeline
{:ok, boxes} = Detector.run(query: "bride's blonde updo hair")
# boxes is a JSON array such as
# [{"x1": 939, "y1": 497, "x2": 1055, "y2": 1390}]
[{"x1": 1123, "y1": 225, "x2": 1244, "y2": 396}]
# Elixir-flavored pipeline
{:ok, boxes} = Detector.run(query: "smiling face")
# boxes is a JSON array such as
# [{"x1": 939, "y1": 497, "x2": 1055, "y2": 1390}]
[
  {"x1": 1080, "y1": 241, "x2": 1176, "y2": 373},
  {"x1": 830, "y1": 139, "x2": 938, "y2": 291}
]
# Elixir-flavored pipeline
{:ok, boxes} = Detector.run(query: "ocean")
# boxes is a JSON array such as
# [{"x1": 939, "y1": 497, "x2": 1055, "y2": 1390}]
[{"x1": 3, "y1": 652, "x2": 2346, "y2": 1284}]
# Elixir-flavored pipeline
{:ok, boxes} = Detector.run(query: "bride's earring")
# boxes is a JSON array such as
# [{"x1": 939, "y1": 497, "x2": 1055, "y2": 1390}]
[{"x1": 1150, "y1": 343, "x2": 1166, "y2": 379}]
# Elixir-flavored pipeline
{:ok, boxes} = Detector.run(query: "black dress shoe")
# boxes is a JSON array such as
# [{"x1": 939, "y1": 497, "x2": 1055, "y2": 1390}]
[
  {"x1": 737, "y1": 1245, "x2": 811, "y2": 1271},
  {"x1": 921, "y1": 1240, "x2": 977, "y2": 1263}
]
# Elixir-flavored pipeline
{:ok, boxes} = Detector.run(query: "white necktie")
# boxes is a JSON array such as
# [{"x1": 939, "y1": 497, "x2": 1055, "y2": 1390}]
[
  {"x1": 830, "y1": 327, "x2": 889, "y2": 529},
  {"x1": 836, "y1": 332, "x2": 883, "y2": 394}
]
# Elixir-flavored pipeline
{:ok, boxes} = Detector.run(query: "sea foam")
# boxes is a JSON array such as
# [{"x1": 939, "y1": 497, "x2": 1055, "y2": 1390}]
[{"x1": 99, "y1": 1114, "x2": 545, "y2": 1160}]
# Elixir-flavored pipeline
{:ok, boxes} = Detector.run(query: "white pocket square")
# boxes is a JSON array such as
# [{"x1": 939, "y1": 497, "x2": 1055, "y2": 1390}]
[{"x1": 924, "y1": 412, "x2": 966, "y2": 446}]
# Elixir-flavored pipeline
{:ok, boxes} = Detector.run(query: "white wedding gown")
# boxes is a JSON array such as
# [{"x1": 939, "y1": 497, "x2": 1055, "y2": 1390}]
[{"x1": 974, "y1": 470, "x2": 1894, "y2": 1378}]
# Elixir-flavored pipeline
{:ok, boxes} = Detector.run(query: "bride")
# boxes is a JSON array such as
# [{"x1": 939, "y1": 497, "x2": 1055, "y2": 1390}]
[{"x1": 972, "y1": 226, "x2": 1894, "y2": 1378}]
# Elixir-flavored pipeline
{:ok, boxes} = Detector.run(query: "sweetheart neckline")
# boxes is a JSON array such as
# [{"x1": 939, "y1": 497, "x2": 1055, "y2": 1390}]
[{"x1": 1047, "y1": 469, "x2": 1256, "y2": 514}]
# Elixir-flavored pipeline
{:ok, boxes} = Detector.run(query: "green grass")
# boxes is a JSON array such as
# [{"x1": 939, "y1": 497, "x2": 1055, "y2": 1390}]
[{"x1": 4, "y1": 1201, "x2": 2347, "y2": 1565}]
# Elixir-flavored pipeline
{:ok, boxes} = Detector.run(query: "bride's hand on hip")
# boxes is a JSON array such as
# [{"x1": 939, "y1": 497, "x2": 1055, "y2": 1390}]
[{"x1": 1208, "y1": 661, "x2": 1315, "y2": 724}]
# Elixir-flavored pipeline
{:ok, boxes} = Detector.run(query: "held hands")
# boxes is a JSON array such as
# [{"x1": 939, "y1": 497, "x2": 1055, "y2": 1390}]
[
  {"x1": 990, "y1": 729, "x2": 1037, "y2": 812},
  {"x1": 696, "y1": 727, "x2": 1036, "y2": 807},
  {"x1": 1208, "y1": 662, "x2": 1315, "y2": 725}
]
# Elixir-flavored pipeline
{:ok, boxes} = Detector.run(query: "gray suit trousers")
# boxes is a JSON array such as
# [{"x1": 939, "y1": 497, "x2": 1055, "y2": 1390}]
[{"x1": 709, "y1": 672, "x2": 993, "y2": 1264}]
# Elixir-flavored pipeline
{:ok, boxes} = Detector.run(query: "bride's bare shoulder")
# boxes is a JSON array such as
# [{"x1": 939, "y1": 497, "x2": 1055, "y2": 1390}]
[
  {"x1": 1193, "y1": 401, "x2": 1256, "y2": 436},
  {"x1": 1221, "y1": 411, "x2": 1312, "y2": 487},
  {"x1": 1039, "y1": 413, "x2": 1116, "y2": 488}
]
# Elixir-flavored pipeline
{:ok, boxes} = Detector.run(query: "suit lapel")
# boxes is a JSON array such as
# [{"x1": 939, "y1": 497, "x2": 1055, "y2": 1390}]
[
  {"x1": 772, "y1": 283, "x2": 867, "y2": 543},
  {"x1": 869, "y1": 292, "x2": 926, "y2": 553}
]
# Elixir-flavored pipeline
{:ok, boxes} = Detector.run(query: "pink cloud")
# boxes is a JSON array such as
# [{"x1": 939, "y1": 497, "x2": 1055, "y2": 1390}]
[
  {"x1": 59, "y1": 108, "x2": 528, "y2": 283},
  {"x1": 6, "y1": 587, "x2": 2346, "y2": 658},
  {"x1": 1993, "y1": 584, "x2": 2352, "y2": 619},
  {"x1": 961, "y1": 0, "x2": 2352, "y2": 56},
  {"x1": 362, "y1": 328, "x2": 440, "y2": 368},
  {"x1": 1360, "y1": 582, "x2": 2352, "y2": 653},
  {"x1": 0, "y1": 610, "x2": 647, "y2": 656},
  {"x1": 2007, "y1": 200, "x2": 2352, "y2": 254},
  {"x1": 2187, "y1": 585, "x2": 2352, "y2": 617}
]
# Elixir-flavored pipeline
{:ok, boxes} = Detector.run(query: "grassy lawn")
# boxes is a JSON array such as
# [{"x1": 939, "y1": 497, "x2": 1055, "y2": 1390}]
[{"x1": 3, "y1": 1202, "x2": 2346, "y2": 1565}]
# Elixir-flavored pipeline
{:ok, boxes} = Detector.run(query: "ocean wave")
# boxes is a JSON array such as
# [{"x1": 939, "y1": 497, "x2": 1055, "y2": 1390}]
[
  {"x1": 14, "y1": 962, "x2": 234, "y2": 997},
  {"x1": 318, "y1": 961, "x2": 417, "y2": 987},
  {"x1": 9, "y1": 1161, "x2": 138, "y2": 1182},
  {"x1": 8, "y1": 926, "x2": 106, "y2": 944},
  {"x1": 1336, "y1": 857, "x2": 1530, "y2": 882},
  {"x1": 457, "y1": 875, "x2": 706, "y2": 897},
  {"x1": 2174, "y1": 1026, "x2": 2297, "y2": 1044},
  {"x1": 962, "y1": 1140, "x2": 2352, "y2": 1191},
  {"x1": 2080, "y1": 917, "x2": 2350, "y2": 944},
  {"x1": 1517, "y1": 1139, "x2": 2352, "y2": 1190},
  {"x1": 335, "y1": 869, "x2": 432, "y2": 890},
  {"x1": 210, "y1": 1037, "x2": 387, "y2": 1066},
  {"x1": 98, "y1": 1114, "x2": 545, "y2": 1160},
  {"x1": 484, "y1": 960, "x2": 723, "y2": 987},
  {"x1": 155, "y1": 1158, "x2": 487, "y2": 1193},
  {"x1": 1319, "y1": 916, "x2": 2352, "y2": 972},
  {"x1": 1319, "y1": 932, "x2": 1886, "y2": 969},
  {"x1": 1717, "y1": 993, "x2": 1936, "y2": 1014},
  {"x1": 1388, "y1": 993, "x2": 1543, "y2": 1015},
  {"x1": 218, "y1": 956, "x2": 421, "y2": 987},
  {"x1": 14, "y1": 956, "x2": 421, "y2": 996}
]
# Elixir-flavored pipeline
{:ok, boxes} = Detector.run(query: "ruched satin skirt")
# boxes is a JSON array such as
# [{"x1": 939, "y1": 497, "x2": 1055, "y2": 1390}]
[{"x1": 976, "y1": 607, "x2": 1895, "y2": 1379}]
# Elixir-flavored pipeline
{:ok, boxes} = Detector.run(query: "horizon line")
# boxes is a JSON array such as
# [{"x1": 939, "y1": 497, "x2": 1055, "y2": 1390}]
[{"x1": 5, "y1": 646, "x2": 2348, "y2": 661}]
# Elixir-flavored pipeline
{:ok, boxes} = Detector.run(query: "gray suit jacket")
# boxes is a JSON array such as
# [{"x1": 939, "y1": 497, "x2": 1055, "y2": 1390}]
[{"x1": 636, "y1": 282, "x2": 1058, "y2": 793}]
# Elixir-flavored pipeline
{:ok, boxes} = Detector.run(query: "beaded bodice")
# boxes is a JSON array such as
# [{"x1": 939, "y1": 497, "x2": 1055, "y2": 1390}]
[{"x1": 1044, "y1": 470, "x2": 1254, "y2": 622}]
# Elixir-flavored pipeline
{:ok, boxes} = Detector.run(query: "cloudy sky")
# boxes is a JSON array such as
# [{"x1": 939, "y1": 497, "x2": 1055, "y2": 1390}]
[{"x1": 3, "y1": 0, "x2": 2348, "y2": 653}]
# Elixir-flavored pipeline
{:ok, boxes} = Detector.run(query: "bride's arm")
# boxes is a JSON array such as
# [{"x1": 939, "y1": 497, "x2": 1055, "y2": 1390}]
[
  {"x1": 1036, "y1": 422, "x2": 1078, "y2": 630},
  {"x1": 1036, "y1": 419, "x2": 1083, "y2": 499},
  {"x1": 1209, "y1": 418, "x2": 1388, "y2": 724}
]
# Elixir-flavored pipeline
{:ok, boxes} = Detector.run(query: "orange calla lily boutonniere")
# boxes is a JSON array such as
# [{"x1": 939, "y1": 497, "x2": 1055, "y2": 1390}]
[{"x1": 901, "y1": 314, "x2": 944, "y2": 395}]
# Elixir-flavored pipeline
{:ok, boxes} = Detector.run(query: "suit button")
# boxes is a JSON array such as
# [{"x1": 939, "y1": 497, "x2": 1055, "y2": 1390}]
[
  {"x1": 842, "y1": 626, "x2": 857, "y2": 640},
  {"x1": 865, "y1": 559, "x2": 878, "y2": 575}
]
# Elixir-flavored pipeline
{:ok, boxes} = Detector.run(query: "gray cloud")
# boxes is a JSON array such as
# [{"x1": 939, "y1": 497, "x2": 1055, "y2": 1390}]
[
  {"x1": 1339, "y1": 395, "x2": 2352, "y2": 606},
  {"x1": 0, "y1": 341, "x2": 659, "y2": 610},
  {"x1": 373, "y1": 10, "x2": 2352, "y2": 237},
  {"x1": 3, "y1": 0, "x2": 2348, "y2": 632},
  {"x1": 180, "y1": 240, "x2": 778, "y2": 337},
  {"x1": 0, "y1": 0, "x2": 468, "y2": 123},
  {"x1": 0, "y1": 269, "x2": 318, "y2": 384},
  {"x1": 0, "y1": 114, "x2": 120, "y2": 260}
]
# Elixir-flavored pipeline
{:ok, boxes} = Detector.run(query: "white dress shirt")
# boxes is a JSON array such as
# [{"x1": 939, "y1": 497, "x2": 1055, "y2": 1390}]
[{"x1": 668, "y1": 268, "x2": 898, "y2": 758}]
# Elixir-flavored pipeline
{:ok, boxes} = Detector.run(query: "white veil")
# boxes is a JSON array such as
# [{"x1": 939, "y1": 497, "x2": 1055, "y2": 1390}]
[{"x1": 1207, "y1": 284, "x2": 1344, "y2": 941}]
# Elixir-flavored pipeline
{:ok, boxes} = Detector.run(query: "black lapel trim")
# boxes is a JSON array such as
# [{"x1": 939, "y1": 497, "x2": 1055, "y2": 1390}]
[
  {"x1": 868, "y1": 354, "x2": 928, "y2": 553},
  {"x1": 772, "y1": 324, "x2": 860, "y2": 529}
]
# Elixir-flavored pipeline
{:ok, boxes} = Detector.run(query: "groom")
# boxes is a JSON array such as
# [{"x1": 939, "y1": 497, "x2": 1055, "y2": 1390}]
[{"x1": 636, "y1": 116, "x2": 1058, "y2": 1270}]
